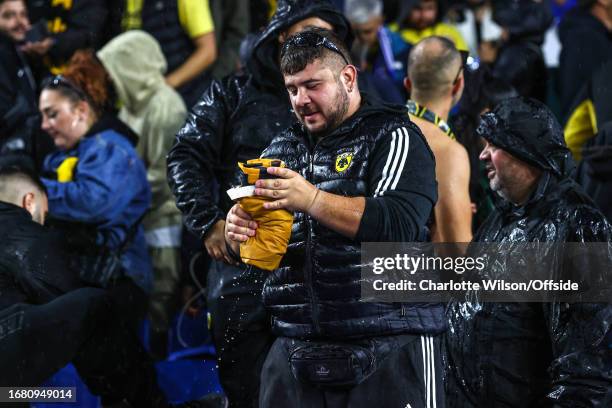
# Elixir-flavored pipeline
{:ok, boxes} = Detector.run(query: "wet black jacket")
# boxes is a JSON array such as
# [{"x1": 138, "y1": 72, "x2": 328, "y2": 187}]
[
  {"x1": 260, "y1": 100, "x2": 444, "y2": 339},
  {"x1": 0, "y1": 202, "x2": 80, "y2": 310},
  {"x1": 558, "y1": 8, "x2": 612, "y2": 122},
  {"x1": 0, "y1": 34, "x2": 52, "y2": 172},
  {"x1": 446, "y1": 98, "x2": 612, "y2": 407},
  {"x1": 167, "y1": 0, "x2": 352, "y2": 241}
]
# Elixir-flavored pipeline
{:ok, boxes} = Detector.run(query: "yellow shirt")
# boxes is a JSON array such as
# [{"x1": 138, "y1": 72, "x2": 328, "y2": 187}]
[
  {"x1": 122, "y1": 0, "x2": 214, "y2": 38},
  {"x1": 389, "y1": 22, "x2": 468, "y2": 52}
]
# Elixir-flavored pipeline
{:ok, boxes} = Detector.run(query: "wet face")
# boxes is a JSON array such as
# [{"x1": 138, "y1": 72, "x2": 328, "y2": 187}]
[
  {"x1": 479, "y1": 141, "x2": 540, "y2": 204},
  {"x1": 279, "y1": 17, "x2": 334, "y2": 43},
  {"x1": 408, "y1": 0, "x2": 438, "y2": 30},
  {"x1": 352, "y1": 16, "x2": 383, "y2": 47},
  {"x1": 285, "y1": 59, "x2": 350, "y2": 136},
  {"x1": 40, "y1": 89, "x2": 89, "y2": 151},
  {"x1": 0, "y1": 0, "x2": 30, "y2": 42}
]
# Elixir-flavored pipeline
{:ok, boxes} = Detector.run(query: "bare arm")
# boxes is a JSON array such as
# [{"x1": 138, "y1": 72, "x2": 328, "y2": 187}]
[
  {"x1": 431, "y1": 143, "x2": 473, "y2": 243},
  {"x1": 166, "y1": 32, "x2": 217, "y2": 89}
]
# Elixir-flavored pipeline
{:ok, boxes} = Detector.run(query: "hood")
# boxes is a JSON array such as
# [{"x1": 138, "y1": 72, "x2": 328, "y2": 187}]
[
  {"x1": 558, "y1": 7, "x2": 609, "y2": 44},
  {"x1": 246, "y1": 0, "x2": 353, "y2": 94},
  {"x1": 97, "y1": 30, "x2": 167, "y2": 114},
  {"x1": 477, "y1": 97, "x2": 574, "y2": 178}
]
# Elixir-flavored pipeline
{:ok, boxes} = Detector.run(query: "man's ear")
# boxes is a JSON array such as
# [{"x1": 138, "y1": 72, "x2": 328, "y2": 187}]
[
  {"x1": 22, "y1": 192, "x2": 36, "y2": 217},
  {"x1": 342, "y1": 65, "x2": 358, "y2": 92},
  {"x1": 452, "y1": 73, "x2": 464, "y2": 97},
  {"x1": 403, "y1": 77, "x2": 412, "y2": 92}
]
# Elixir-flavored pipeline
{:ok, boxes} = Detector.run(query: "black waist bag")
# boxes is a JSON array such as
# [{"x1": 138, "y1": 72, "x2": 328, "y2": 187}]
[{"x1": 287, "y1": 335, "x2": 408, "y2": 389}]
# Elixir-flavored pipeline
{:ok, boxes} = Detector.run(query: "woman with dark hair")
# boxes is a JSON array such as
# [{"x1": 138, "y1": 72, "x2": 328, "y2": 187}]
[
  {"x1": 450, "y1": 65, "x2": 518, "y2": 230},
  {"x1": 39, "y1": 50, "x2": 153, "y2": 311}
]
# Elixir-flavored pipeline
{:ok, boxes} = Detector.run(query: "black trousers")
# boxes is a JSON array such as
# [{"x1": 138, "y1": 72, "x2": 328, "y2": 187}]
[
  {"x1": 207, "y1": 261, "x2": 274, "y2": 408},
  {"x1": 259, "y1": 334, "x2": 445, "y2": 408},
  {"x1": 0, "y1": 282, "x2": 167, "y2": 407}
]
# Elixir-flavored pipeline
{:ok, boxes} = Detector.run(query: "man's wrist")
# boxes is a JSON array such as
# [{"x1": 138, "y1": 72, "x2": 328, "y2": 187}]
[
  {"x1": 305, "y1": 188, "x2": 322, "y2": 216},
  {"x1": 225, "y1": 239, "x2": 241, "y2": 263}
]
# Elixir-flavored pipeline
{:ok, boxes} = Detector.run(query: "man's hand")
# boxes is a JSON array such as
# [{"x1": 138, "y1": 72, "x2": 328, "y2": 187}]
[
  {"x1": 204, "y1": 220, "x2": 234, "y2": 264},
  {"x1": 254, "y1": 167, "x2": 319, "y2": 212},
  {"x1": 21, "y1": 38, "x2": 54, "y2": 57},
  {"x1": 225, "y1": 204, "x2": 257, "y2": 242}
]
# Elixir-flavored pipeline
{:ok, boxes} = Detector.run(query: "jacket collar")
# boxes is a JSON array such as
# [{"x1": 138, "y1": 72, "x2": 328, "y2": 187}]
[
  {"x1": 83, "y1": 114, "x2": 139, "y2": 146},
  {"x1": 0, "y1": 200, "x2": 32, "y2": 221}
]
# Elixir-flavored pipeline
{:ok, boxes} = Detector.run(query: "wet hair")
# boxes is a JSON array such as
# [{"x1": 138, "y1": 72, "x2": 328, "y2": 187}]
[
  {"x1": 0, "y1": 166, "x2": 47, "y2": 204},
  {"x1": 407, "y1": 35, "x2": 462, "y2": 101},
  {"x1": 41, "y1": 50, "x2": 112, "y2": 116},
  {"x1": 280, "y1": 28, "x2": 352, "y2": 77}
]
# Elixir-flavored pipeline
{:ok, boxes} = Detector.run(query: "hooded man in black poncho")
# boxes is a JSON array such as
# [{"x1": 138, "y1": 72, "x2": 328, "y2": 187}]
[{"x1": 446, "y1": 97, "x2": 612, "y2": 407}]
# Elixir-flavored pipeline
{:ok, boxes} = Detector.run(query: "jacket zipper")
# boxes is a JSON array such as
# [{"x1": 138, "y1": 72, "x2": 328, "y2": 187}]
[{"x1": 304, "y1": 146, "x2": 321, "y2": 335}]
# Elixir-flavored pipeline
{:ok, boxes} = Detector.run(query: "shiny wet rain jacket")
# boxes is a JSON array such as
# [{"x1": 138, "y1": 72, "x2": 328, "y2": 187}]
[
  {"x1": 446, "y1": 98, "x2": 612, "y2": 407},
  {"x1": 167, "y1": 0, "x2": 352, "y2": 242}
]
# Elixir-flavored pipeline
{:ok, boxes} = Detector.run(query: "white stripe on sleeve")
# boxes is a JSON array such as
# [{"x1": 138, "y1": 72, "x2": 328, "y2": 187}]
[{"x1": 374, "y1": 129, "x2": 397, "y2": 197}]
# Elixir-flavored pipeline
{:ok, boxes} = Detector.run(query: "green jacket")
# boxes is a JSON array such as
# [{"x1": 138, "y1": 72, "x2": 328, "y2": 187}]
[{"x1": 98, "y1": 30, "x2": 185, "y2": 232}]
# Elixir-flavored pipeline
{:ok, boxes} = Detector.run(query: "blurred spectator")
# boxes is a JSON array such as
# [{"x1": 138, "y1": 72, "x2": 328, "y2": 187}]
[
  {"x1": 97, "y1": 31, "x2": 187, "y2": 360},
  {"x1": 450, "y1": 65, "x2": 518, "y2": 231},
  {"x1": 405, "y1": 36, "x2": 472, "y2": 242},
  {"x1": 558, "y1": 0, "x2": 612, "y2": 122},
  {"x1": 447, "y1": 1, "x2": 503, "y2": 57},
  {"x1": 0, "y1": 168, "x2": 170, "y2": 406},
  {"x1": 345, "y1": 0, "x2": 410, "y2": 103},
  {"x1": 564, "y1": 59, "x2": 612, "y2": 160},
  {"x1": 488, "y1": 0, "x2": 552, "y2": 101},
  {"x1": 390, "y1": 0, "x2": 469, "y2": 51},
  {"x1": 167, "y1": 1, "x2": 353, "y2": 405},
  {"x1": 38, "y1": 52, "x2": 152, "y2": 320},
  {"x1": 0, "y1": 0, "x2": 53, "y2": 171},
  {"x1": 121, "y1": 0, "x2": 217, "y2": 107},
  {"x1": 25, "y1": 0, "x2": 107, "y2": 74},
  {"x1": 208, "y1": 0, "x2": 249, "y2": 80},
  {"x1": 576, "y1": 121, "x2": 612, "y2": 222}
]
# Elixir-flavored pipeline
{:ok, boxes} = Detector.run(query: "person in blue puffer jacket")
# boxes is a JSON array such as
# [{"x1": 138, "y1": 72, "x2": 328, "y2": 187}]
[{"x1": 38, "y1": 51, "x2": 152, "y2": 298}]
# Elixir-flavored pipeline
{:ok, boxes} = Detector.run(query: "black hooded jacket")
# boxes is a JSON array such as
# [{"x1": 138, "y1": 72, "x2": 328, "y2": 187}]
[
  {"x1": 0, "y1": 34, "x2": 52, "y2": 172},
  {"x1": 167, "y1": 0, "x2": 353, "y2": 241},
  {"x1": 260, "y1": 99, "x2": 444, "y2": 339},
  {"x1": 446, "y1": 98, "x2": 612, "y2": 407},
  {"x1": 0, "y1": 202, "x2": 81, "y2": 310}
]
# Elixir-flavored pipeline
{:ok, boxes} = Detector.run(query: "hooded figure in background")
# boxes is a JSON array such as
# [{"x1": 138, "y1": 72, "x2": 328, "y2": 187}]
[
  {"x1": 166, "y1": 1, "x2": 353, "y2": 406},
  {"x1": 97, "y1": 31, "x2": 187, "y2": 359},
  {"x1": 445, "y1": 97, "x2": 612, "y2": 407}
]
